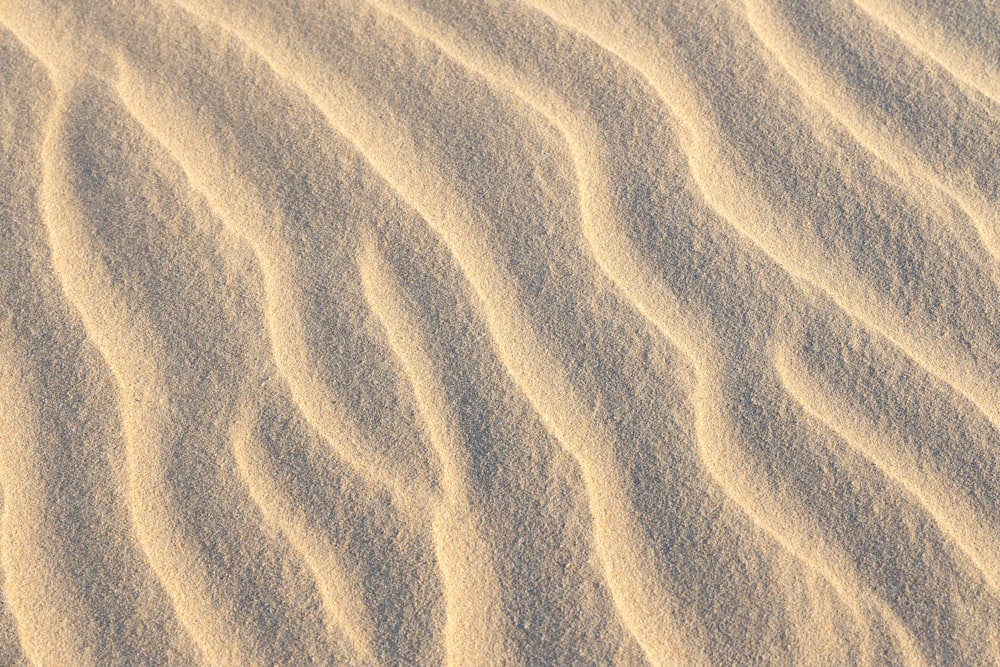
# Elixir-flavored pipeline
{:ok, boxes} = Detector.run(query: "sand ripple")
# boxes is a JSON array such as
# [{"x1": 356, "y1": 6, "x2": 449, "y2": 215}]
[{"x1": 1, "y1": 0, "x2": 999, "y2": 664}]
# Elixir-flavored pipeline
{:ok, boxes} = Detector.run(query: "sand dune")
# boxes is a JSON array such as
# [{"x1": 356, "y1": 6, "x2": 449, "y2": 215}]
[{"x1": 1, "y1": 0, "x2": 999, "y2": 664}]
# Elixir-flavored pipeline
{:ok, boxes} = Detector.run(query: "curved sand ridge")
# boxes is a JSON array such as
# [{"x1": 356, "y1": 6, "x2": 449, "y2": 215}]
[{"x1": 1, "y1": 0, "x2": 999, "y2": 664}]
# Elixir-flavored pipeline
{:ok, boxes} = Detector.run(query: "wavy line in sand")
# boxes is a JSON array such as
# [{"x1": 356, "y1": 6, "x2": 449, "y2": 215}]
[
  {"x1": 358, "y1": 243, "x2": 513, "y2": 665},
  {"x1": 3, "y1": 0, "x2": 998, "y2": 663},
  {"x1": 745, "y1": 0, "x2": 1000, "y2": 265},
  {"x1": 849, "y1": 0, "x2": 1000, "y2": 105},
  {"x1": 35, "y1": 74, "x2": 349, "y2": 665},
  {"x1": 108, "y1": 10, "x2": 464, "y2": 663},
  {"x1": 178, "y1": 0, "x2": 960, "y2": 660},
  {"x1": 116, "y1": 106, "x2": 427, "y2": 512},
  {"x1": 452, "y1": 5, "x2": 1000, "y2": 660},
  {"x1": 526, "y1": 0, "x2": 1000, "y2": 433},
  {"x1": 229, "y1": 399, "x2": 399, "y2": 667},
  {"x1": 223, "y1": 14, "x2": 703, "y2": 667},
  {"x1": 36, "y1": 82, "x2": 236, "y2": 666},
  {"x1": 775, "y1": 372, "x2": 1000, "y2": 661},
  {"x1": 109, "y1": 29, "x2": 441, "y2": 520},
  {"x1": 368, "y1": 0, "x2": 952, "y2": 646},
  {"x1": 775, "y1": 350, "x2": 1000, "y2": 591},
  {"x1": 695, "y1": 364, "x2": 939, "y2": 665},
  {"x1": 217, "y1": 1, "x2": 960, "y2": 664},
  {"x1": 354, "y1": 3, "x2": 889, "y2": 663},
  {"x1": 142, "y1": 4, "x2": 689, "y2": 663},
  {"x1": 0, "y1": 342, "x2": 84, "y2": 666},
  {"x1": 0, "y1": 29, "x2": 215, "y2": 667}
]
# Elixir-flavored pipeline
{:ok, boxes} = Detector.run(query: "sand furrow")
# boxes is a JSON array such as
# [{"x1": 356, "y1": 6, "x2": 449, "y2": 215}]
[
  {"x1": 107, "y1": 23, "x2": 465, "y2": 662},
  {"x1": 0, "y1": 28, "x2": 204, "y2": 666},
  {"x1": 775, "y1": 342, "x2": 1000, "y2": 591},
  {"x1": 133, "y1": 1, "x2": 992, "y2": 664},
  {"x1": 108, "y1": 0, "x2": 441, "y2": 514},
  {"x1": 434, "y1": 5, "x2": 1000, "y2": 664},
  {"x1": 143, "y1": 5, "x2": 696, "y2": 664},
  {"x1": 713, "y1": 355, "x2": 1000, "y2": 664},
  {"x1": 2, "y1": 0, "x2": 998, "y2": 663},
  {"x1": 850, "y1": 0, "x2": 1000, "y2": 105},
  {"x1": 361, "y1": 222, "x2": 653, "y2": 664},
  {"x1": 355, "y1": 2, "x2": 905, "y2": 663},
  {"x1": 745, "y1": 0, "x2": 1000, "y2": 264},
  {"x1": 107, "y1": 5, "x2": 482, "y2": 662},
  {"x1": 530, "y1": 0, "x2": 1000, "y2": 427},
  {"x1": 229, "y1": 388, "x2": 441, "y2": 666},
  {"x1": 37, "y1": 74, "x2": 352, "y2": 665},
  {"x1": 170, "y1": 1, "x2": 892, "y2": 664},
  {"x1": 359, "y1": 245, "x2": 514, "y2": 665},
  {"x1": 114, "y1": 87, "x2": 437, "y2": 514},
  {"x1": 378, "y1": 1, "x2": 940, "y2": 656},
  {"x1": 139, "y1": 9, "x2": 648, "y2": 656},
  {"x1": 112, "y1": 83, "x2": 449, "y2": 666},
  {"x1": 178, "y1": 3, "x2": 720, "y2": 664}
]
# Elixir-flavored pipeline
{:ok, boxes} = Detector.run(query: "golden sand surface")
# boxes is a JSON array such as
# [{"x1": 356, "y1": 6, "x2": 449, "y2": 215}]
[{"x1": 2, "y1": 0, "x2": 1000, "y2": 664}]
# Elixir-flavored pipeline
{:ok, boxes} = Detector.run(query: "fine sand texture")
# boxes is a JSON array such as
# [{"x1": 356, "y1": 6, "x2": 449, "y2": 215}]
[{"x1": 2, "y1": 0, "x2": 1000, "y2": 665}]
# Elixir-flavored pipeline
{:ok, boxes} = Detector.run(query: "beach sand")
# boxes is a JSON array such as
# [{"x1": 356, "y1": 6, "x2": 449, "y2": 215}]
[{"x1": 2, "y1": 0, "x2": 999, "y2": 664}]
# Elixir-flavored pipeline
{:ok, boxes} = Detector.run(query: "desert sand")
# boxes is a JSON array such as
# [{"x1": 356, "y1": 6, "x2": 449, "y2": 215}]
[{"x1": 1, "y1": 0, "x2": 999, "y2": 664}]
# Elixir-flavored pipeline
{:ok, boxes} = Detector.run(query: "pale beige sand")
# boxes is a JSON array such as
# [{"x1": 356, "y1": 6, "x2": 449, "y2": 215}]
[{"x1": 1, "y1": 0, "x2": 999, "y2": 664}]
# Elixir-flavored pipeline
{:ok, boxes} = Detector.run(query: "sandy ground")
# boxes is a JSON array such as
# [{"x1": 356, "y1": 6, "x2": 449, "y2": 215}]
[{"x1": 2, "y1": 0, "x2": 1000, "y2": 664}]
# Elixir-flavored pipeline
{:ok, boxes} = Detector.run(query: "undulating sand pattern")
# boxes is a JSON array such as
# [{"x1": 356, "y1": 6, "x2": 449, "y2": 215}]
[{"x1": 2, "y1": 0, "x2": 1000, "y2": 664}]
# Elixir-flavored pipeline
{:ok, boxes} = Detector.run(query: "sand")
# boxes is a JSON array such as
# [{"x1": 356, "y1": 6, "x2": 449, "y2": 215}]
[{"x1": 1, "y1": 0, "x2": 999, "y2": 664}]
